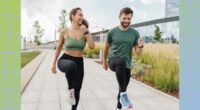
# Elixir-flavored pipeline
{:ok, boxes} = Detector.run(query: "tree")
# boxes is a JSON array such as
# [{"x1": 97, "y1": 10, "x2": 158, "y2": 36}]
[
  {"x1": 153, "y1": 25, "x2": 163, "y2": 42},
  {"x1": 57, "y1": 9, "x2": 69, "y2": 32},
  {"x1": 32, "y1": 20, "x2": 44, "y2": 45}
]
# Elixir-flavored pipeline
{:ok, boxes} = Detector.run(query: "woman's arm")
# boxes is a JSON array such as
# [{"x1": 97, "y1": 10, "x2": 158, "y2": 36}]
[
  {"x1": 80, "y1": 24, "x2": 95, "y2": 49},
  {"x1": 51, "y1": 29, "x2": 66, "y2": 73},
  {"x1": 85, "y1": 32, "x2": 95, "y2": 50}
]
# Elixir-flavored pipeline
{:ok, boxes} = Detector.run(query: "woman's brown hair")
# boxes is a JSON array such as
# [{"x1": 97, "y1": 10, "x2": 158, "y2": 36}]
[
  {"x1": 82, "y1": 19, "x2": 89, "y2": 28},
  {"x1": 69, "y1": 7, "x2": 82, "y2": 22}
]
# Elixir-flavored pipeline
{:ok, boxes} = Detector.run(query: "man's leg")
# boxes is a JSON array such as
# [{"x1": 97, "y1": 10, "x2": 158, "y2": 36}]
[
  {"x1": 109, "y1": 58, "x2": 131, "y2": 109},
  {"x1": 125, "y1": 68, "x2": 131, "y2": 90},
  {"x1": 109, "y1": 58, "x2": 127, "y2": 92},
  {"x1": 116, "y1": 68, "x2": 131, "y2": 109}
]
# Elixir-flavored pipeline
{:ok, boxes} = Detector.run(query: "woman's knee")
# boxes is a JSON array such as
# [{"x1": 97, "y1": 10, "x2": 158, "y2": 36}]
[{"x1": 57, "y1": 59, "x2": 77, "y2": 73}]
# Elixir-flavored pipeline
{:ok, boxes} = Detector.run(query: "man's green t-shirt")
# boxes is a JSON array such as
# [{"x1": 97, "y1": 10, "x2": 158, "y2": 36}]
[{"x1": 106, "y1": 26, "x2": 140, "y2": 69}]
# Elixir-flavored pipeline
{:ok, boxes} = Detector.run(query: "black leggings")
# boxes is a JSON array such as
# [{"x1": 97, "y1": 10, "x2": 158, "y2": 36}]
[
  {"x1": 57, "y1": 53, "x2": 84, "y2": 110},
  {"x1": 109, "y1": 57, "x2": 131, "y2": 109}
]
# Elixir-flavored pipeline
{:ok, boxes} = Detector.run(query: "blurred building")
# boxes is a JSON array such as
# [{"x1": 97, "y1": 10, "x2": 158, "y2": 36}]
[{"x1": 165, "y1": 0, "x2": 179, "y2": 17}]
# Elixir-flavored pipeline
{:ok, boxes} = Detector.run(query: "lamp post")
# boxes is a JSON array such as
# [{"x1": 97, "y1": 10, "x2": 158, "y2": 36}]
[
  {"x1": 99, "y1": 28, "x2": 105, "y2": 63},
  {"x1": 91, "y1": 26, "x2": 107, "y2": 63}
]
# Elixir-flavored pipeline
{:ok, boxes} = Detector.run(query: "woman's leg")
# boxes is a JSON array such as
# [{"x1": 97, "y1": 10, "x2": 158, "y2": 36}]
[
  {"x1": 71, "y1": 60, "x2": 84, "y2": 110},
  {"x1": 57, "y1": 59, "x2": 78, "y2": 90}
]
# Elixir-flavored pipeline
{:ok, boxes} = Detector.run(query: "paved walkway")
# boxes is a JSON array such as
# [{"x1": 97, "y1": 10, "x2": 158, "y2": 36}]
[{"x1": 21, "y1": 49, "x2": 179, "y2": 110}]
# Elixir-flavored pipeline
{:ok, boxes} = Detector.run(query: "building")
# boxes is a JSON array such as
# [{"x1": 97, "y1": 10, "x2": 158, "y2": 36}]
[
  {"x1": 92, "y1": 16, "x2": 179, "y2": 44},
  {"x1": 165, "y1": 0, "x2": 179, "y2": 17}
]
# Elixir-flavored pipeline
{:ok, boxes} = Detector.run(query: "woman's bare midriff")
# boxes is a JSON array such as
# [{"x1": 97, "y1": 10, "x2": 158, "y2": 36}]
[{"x1": 64, "y1": 51, "x2": 83, "y2": 57}]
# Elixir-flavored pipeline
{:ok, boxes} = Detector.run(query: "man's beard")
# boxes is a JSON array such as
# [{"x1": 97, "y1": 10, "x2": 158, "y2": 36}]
[{"x1": 120, "y1": 22, "x2": 130, "y2": 28}]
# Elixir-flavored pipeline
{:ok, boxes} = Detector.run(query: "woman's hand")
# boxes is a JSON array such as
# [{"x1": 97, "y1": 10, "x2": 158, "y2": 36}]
[
  {"x1": 51, "y1": 63, "x2": 57, "y2": 74},
  {"x1": 103, "y1": 61, "x2": 108, "y2": 70},
  {"x1": 80, "y1": 25, "x2": 88, "y2": 34}
]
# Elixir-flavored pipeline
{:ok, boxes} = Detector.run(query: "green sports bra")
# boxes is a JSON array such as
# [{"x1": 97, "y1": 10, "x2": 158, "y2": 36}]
[{"x1": 64, "y1": 35, "x2": 86, "y2": 52}]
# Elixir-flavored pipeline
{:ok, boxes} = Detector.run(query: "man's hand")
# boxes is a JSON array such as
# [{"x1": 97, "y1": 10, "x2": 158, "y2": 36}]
[
  {"x1": 137, "y1": 37, "x2": 145, "y2": 47},
  {"x1": 134, "y1": 38, "x2": 144, "y2": 56}
]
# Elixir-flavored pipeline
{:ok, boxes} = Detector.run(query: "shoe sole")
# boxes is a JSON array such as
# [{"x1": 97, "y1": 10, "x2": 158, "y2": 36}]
[{"x1": 67, "y1": 98, "x2": 76, "y2": 105}]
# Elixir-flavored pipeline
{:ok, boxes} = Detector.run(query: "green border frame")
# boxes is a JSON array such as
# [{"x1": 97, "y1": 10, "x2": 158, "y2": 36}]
[{"x1": 0, "y1": 0, "x2": 20, "y2": 110}]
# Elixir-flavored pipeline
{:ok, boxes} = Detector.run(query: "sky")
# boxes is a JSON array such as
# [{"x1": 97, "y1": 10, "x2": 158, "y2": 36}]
[{"x1": 21, "y1": 0, "x2": 166, "y2": 42}]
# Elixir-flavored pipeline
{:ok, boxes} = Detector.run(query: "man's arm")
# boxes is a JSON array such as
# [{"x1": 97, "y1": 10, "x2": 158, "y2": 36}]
[
  {"x1": 134, "y1": 45, "x2": 143, "y2": 56},
  {"x1": 103, "y1": 43, "x2": 110, "y2": 70},
  {"x1": 103, "y1": 29, "x2": 112, "y2": 70},
  {"x1": 134, "y1": 37, "x2": 144, "y2": 56}
]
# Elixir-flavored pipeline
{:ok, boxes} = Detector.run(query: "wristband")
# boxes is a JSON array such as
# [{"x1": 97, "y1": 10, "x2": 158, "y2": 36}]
[{"x1": 138, "y1": 45, "x2": 144, "y2": 48}]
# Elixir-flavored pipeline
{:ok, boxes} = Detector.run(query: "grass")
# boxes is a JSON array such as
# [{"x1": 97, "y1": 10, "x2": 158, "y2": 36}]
[
  {"x1": 84, "y1": 42, "x2": 179, "y2": 97},
  {"x1": 83, "y1": 43, "x2": 101, "y2": 58},
  {"x1": 21, "y1": 51, "x2": 41, "y2": 68},
  {"x1": 133, "y1": 43, "x2": 179, "y2": 97}
]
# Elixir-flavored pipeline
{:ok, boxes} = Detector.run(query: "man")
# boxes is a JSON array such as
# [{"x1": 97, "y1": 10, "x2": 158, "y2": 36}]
[{"x1": 103, "y1": 7, "x2": 144, "y2": 110}]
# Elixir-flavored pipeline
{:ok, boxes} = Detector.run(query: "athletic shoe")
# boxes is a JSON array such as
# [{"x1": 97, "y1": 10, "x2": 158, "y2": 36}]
[
  {"x1": 119, "y1": 92, "x2": 133, "y2": 109},
  {"x1": 68, "y1": 88, "x2": 76, "y2": 105}
]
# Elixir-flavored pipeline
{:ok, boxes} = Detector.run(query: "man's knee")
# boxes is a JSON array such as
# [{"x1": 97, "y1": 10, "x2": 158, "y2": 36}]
[{"x1": 115, "y1": 58, "x2": 126, "y2": 67}]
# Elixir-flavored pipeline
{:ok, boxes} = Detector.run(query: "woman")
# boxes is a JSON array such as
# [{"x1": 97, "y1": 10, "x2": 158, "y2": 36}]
[{"x1": 51, "y1": 7, "x2": 95, "y2": 110}]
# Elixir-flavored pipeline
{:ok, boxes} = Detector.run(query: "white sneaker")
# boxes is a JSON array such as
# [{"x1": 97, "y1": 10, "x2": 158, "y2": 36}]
[
  {"x1": 68, "y1": 89, "x2": 76, "y2": 105},
  {"x1": 119, "y1": 92, "x2": 133, "y2": 109}
]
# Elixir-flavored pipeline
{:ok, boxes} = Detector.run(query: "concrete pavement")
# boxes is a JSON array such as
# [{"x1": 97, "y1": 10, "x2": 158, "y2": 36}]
[{"x1": 21, "y1": 49, "x2": 179, "y2": 110}]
